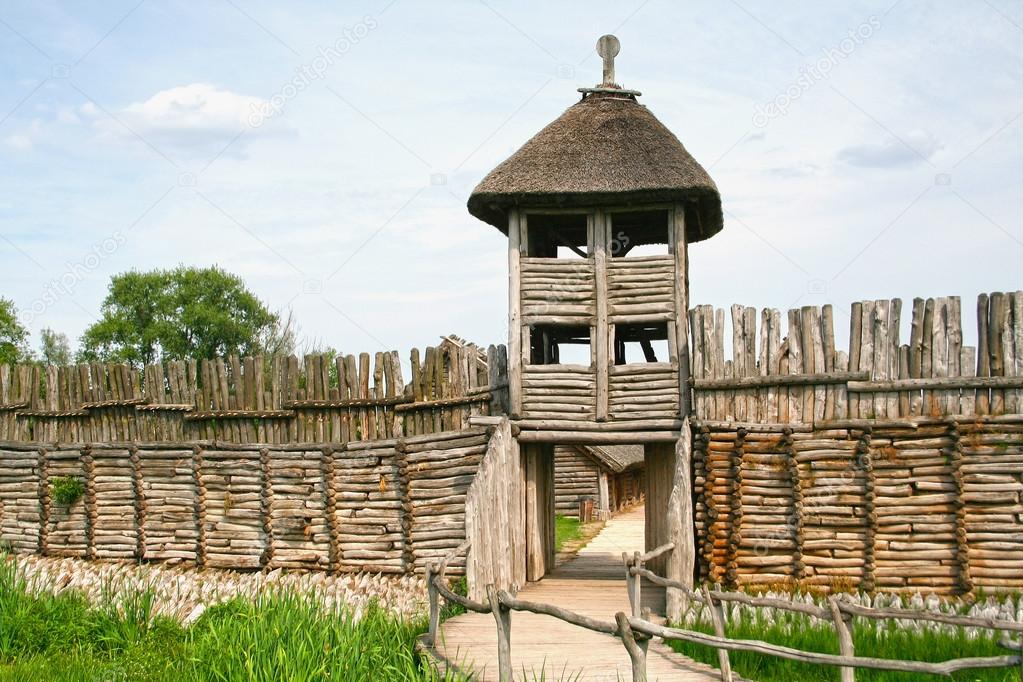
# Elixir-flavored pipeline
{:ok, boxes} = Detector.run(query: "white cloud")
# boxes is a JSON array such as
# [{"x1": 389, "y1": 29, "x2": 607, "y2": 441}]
[
  {"x1": 98, "y1": 84, "x2": 277, "y2": 157},
  {"x1": 3, "y1": 120, "x2": 44, "y2": 151},
  {"x1": 837, "y1": 130, "x2": 943, "y2": 168},
  {"x1": 4, "y1": 134, "x2": 33, "y2": 151}
]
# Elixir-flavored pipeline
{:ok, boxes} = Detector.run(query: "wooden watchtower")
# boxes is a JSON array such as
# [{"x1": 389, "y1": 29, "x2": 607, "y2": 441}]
[
  {"x1": 468, "y1": 35, "x2": 723, "y2": 441},
  {"x1": 467, "y1": 35, "x2": 723, "y2": 592}
]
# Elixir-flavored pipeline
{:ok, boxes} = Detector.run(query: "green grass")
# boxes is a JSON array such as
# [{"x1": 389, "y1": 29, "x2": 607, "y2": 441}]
[
  {"x1": 554, "y1": 514, "x2": 583, "y2": 552},
  {"x1": 667, "y1": 605, "x2": 1019, "y2": 682},
  {"x1": 0, "y1": 557, "x2": 463, "y2": 681},
  {"x1": 49, "y1": 476, "x2": 84, "y2": 506}
]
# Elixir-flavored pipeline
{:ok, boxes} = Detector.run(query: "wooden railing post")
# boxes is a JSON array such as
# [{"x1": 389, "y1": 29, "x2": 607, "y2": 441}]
[
  {"x1": 630, "y1": 551, "x2": 642, "y2": 618},
  {"x1": 1016, "y1": 637, "x2": 1023, "y2": 682},
  {"x1": 616, "y1": 612, "x2": 648, "y2": 682},
  {"x1": 426, "y1": 563, "x2": 440, "y2": 646},
  {"x1": 623, "y1": 552, "x2": 640, "y2": 618},
  {"x1": 702, "y1": 585, "x2": 733, "y2": 682},
  {"x1": 487, "y1": 584, "x2": 513, "y2": 682},
  {"x1": 829, "y1": 595, "x2": 855, "y2": 682}
]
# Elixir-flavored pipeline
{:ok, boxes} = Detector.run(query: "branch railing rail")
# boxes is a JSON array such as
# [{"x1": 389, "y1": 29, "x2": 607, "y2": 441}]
[
  {"x1": 424, "y1": 540, "x2": 653, "y2": 681},
  {"x1": 626, "y1": 557, "x2": 1023, "y2": 682},
  {"x1": 424, "y1": 538, "x2": 1023, "y2": 682}
]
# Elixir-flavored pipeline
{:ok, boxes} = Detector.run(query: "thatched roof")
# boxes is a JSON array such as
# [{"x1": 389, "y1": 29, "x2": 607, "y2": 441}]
[
  {"x1": 582, "y1": 444, "x2": 645, "y2": 474},
  {"x1": 467, "y1": 92, "x2": 722, "y2": 242}
]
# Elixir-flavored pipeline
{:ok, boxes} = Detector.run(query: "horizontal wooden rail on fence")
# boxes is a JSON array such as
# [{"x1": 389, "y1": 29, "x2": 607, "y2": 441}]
[{"x1": 691, "y1": 372, "x2": 869, "y2": 389}]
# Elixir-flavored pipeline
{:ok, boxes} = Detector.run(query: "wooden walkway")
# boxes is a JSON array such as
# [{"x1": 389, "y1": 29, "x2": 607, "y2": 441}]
[{"x1": 432, "y1": 506, "x2": 720, "y2": 680}]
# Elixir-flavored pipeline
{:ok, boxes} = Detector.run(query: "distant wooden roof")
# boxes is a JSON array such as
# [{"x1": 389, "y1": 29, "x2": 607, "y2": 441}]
[{"x1": 579, "y1": 444, "x2": 645, "y2": 473}]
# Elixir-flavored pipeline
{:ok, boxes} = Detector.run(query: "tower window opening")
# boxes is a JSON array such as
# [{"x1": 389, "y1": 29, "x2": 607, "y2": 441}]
[
  {"x1": 526, "y1": 213, "x2": 589, "y2": 258},
  {"x1": 610, "y1": 209, "x2": 670, "y2": 257},
  {"x1": 529, "y1": 324, "x2": 592, "y2": 365},
  {"x1": 614, "y1": 322, "x2": 669, "y2": 364}
]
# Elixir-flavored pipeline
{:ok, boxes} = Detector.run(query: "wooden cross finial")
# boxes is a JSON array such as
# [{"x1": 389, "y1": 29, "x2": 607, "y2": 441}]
[{"x1": 597, "y1": 34, "x2": 621, "y2": 86}]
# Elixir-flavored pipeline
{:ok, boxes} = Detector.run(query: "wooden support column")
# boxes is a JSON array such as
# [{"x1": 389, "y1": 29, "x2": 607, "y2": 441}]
[
  {"x1": 644, "y1": 442, "x2": 673, "y2": 575},
  {"x1": 593, "y1": 209, "x2": 609, "y2": 421},
  {"x1": 523, "y1": 442, "x2": 554, "y2": 581},
  {"x1": 671, "y1": 203, "x2": 691, "y2": 416},
  {"x1": 668, "y1": 204, "x2": 697, "y2": 620},
  {"x1": 666, "y1": 422, "x2": 696, "y2": 620},
  {"x1": 598, "y1": 470, "x2": 610, "y2": 516},
  {"x1": 508, "y1": 208, "x2": 524, "y2": 417}
]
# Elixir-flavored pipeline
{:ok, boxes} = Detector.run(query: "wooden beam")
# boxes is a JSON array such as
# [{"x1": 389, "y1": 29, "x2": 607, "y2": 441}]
[
  {"x1": 517, "y1": 430, "x2": 679, "y2": 444},
  {"x1": 508, "y1": 208, "x2": 523, "y2": 417},
  {"x1": 848, "y1": 376, "x2": 1023, "y2": 391},
  {"x1": 514, "y1": 418, "x2": 683, "y2": 432},
  {"x1": 692, "y1": 371, "x2": 870, "y2": 389},
  {"x1": 593, "y1": 209, "x2": 609, "y2": 421},
  {"x1": 671, "y1": 204, "x2": 691, "y2": 416}
]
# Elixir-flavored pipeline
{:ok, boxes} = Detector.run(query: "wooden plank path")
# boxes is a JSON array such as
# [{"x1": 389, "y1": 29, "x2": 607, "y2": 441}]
[{"x1": 433, "y1": 506, "x2": 720, "y2": 680}]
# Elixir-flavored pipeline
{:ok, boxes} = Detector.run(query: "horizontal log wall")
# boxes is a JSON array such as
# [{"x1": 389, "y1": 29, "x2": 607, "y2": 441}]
[
  {"x1": 521, "y1": 365, "x2": 596, "y2": 420},
  {"x1": 0, "y1": 428, "x2": 491, "y2": 575},
  {"x1": 520, "y1": 258, "x2": 595, "y2": 323},
  {"x1": 0, "y1": 343, "x2": 508, "y2": 444},
  {"x1": 690, "y1": 292, "x2": 1023, "y2": 422},
  {"x1": 609, "y1": 363, "x2": 679, "y2": 420},
  {"x1": 553, "y1": 445, "x2": 600, "y2": 517},
  {"x1": 607, "y1": 255, "x2": 676, "y2": 321},
  {"x1": 693, "y1": 416, "x2": 1023, "y2": 594}
]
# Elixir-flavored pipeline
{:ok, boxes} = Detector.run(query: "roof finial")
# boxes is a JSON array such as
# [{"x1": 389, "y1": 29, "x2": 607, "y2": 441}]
[
  {"x1": 577, "y1": 34, "x2": 641, "y2": 98},
  {"x1": 597, "y1": 34, "x2": 620, "y2": 86}
]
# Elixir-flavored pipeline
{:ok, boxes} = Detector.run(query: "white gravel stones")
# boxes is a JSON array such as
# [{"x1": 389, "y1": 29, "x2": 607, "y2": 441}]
[{"x1": 4, "y1": 554, "x2": 428, "y2": 624}]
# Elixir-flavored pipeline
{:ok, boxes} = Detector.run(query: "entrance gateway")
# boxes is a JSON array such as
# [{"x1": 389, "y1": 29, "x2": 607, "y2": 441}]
[{"x1": 466, "y1": 35, "x2": 724, "y2": 620}]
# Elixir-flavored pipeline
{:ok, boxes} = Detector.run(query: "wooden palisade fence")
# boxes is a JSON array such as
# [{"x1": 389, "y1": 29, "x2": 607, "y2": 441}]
[
  {"x1": 690, "y1": 292, "x2": 1023, "y2": 594},
  {"x1": 0, "y1": 340, "x2": 508, "y2": 443},
  {"x1": 690, "y1": 292, "x2": 1023, "y2": 423},
  {"x1": 0, "y1": 340, "x2": 509, "y2": 576}
]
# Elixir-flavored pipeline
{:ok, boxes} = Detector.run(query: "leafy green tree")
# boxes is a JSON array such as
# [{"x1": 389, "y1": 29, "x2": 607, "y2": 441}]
[
  {"x1": 39, "y1": 328, "x2": 73, "y2": 366},
  {"x1": 0, "y1": 298, "x2": 31, "y2": 365},
  {"x1": 79, "y1": 266, "x2": 279, "y2": 366}
]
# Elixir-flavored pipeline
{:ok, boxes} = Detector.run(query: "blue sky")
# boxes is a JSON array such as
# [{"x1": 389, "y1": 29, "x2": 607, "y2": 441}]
[{"x1": 1, "y1": 0, "x2": 1021, "y2": 358}]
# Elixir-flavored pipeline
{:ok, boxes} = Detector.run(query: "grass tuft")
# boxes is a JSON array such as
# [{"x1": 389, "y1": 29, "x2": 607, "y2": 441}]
[
  {"x1": 555, "y1": 515, "x2": 583, "y2": 552},
  {"x1": 49, "y1": 476, "x2": 84, "y2": 506}
]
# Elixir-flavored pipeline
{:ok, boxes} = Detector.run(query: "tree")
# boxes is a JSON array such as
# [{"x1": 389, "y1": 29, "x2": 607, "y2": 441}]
[
  {"x1": 79, "y1": 266, "x2": 279, "y2": 366},
  {"x1": 39, "y1": 328, "x2": 72, "y2": 366},
  {"x1": 0, "y1": 298, "x2": 31, "y2": 365}
]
